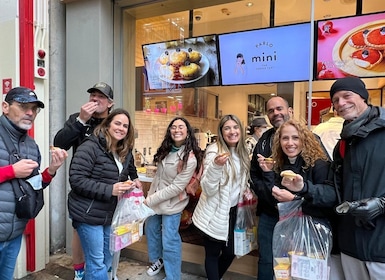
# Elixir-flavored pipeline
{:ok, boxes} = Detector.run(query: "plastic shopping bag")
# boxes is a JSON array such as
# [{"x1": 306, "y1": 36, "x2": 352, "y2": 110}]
[
  {"x1": 272, "y1": 199, "x2": 332, "y2": 280},
  {"x1": 234, "y1": 188, "x2": 258, "y2": 257},
  {"x1": 110, "y1": 188, "x2": 155, "y2": 252}
]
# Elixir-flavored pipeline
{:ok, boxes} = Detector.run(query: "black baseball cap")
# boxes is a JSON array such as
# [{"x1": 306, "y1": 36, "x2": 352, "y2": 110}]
[
  {"x1": 87, "y1": 82, "x2": 113, "y2": 100},
  {"x1": 5, "y1": 87, "x2": 45, "y2": 108}
]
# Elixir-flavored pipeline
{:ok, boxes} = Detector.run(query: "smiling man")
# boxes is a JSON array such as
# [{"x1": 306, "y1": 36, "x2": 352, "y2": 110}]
[
  {"x1": 53, "y1": 82, "x2": 115, "y2": 280},
  {"x1": 330, "y1": 77, "x2": 385, "y2": 280},
  {"x1": 250, "y1": 96, "x2": 292, "y2": 280}
]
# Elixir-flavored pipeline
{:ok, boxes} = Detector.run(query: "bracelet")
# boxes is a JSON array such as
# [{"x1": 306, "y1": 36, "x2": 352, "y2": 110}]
[{"x1": 293, "y1": 194, "x2": 302, "y2": 200}]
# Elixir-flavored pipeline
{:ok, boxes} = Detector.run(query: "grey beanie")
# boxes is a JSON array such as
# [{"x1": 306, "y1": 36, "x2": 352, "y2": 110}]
[{"x1": 330, "y1": 77, "x2": 368, "y2": 102}]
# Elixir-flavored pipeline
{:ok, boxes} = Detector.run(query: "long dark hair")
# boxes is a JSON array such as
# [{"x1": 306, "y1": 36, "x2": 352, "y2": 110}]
[
  {"x1": 153, "y1": 117, "x2": 203, "y2": 172},
  {"x1": 94, "y1": 108, "x2": 135, "y2": 162}
]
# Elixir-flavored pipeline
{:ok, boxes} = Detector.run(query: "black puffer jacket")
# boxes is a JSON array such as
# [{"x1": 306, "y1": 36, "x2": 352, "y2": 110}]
[
  {"x1": 54, "y1": 113, "x2": 104, "y2": 153},
  {"x1": 68, "y1": 133, "x2": 137, "y2": 226},
  {"x1": 262, "y1": 157, "x2": 337, "y2": 218}
]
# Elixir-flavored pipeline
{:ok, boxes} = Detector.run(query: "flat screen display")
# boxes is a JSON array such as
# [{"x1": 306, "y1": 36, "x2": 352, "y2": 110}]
[
  {"x1": 142, "y1": 35, "x2": 220, "y2": 90},
  {"x1": 218, "y1": 23, "x2": 311, "y2": 85},
  {"x1": 316, "y1": 12, "x2": 385, "y2": 80}
]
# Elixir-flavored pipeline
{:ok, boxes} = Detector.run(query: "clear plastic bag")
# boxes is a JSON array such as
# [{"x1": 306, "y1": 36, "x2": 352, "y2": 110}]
[
  {"x1": 110, "y1": 188, "x2": 155, "y2": 253},
  {"x1": 273, "y1": 199, "x2": 332, "y2": 280},
  {"x1": 234, "y1": 188, "x2": 258, "y2": 257}
]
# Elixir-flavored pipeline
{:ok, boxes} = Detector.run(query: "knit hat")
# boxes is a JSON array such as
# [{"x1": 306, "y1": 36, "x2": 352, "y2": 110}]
[{"x1": 330, "y1": 77, "x2": 368, "y2": 102}]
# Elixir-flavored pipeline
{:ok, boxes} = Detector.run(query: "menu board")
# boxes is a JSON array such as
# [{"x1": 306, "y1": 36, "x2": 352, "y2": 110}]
[
  {"x1": 218, "y1": 23, "x2": 311, "y2": 85},
  {"x1": 316, "y1": 12, "x2": 385, "y2": 80}
]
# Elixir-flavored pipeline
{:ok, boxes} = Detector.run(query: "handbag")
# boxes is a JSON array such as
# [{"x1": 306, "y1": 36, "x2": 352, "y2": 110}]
[
  {"x1": 0, "y1": 126, "x2": 44, "y2": 219},
  {"x1": 177, "y1": 154, "x2": 203, "y2": 196}
]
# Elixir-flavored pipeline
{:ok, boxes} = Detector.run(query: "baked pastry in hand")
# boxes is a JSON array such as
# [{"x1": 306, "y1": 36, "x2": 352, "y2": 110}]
[{"x1": 280, "y1": 170, "x2": 297, "y2": 180}]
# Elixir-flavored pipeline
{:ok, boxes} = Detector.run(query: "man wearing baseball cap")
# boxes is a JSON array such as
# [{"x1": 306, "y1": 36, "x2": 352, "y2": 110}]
[
  {"x1": 0, "y1": 87, "x2": 68, "y2": 279},
  {"x1": 330, "y1": 77, "x2": 385, "y2": 279},
  {"x1": 53, "y1": 82, "x2": 114, "y2": 280}
]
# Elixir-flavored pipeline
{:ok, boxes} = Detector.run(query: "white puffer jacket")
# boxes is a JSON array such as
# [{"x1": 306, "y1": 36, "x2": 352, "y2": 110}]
[{"x1": 192, "y1": 143, "x2": 247, "y2": 241}]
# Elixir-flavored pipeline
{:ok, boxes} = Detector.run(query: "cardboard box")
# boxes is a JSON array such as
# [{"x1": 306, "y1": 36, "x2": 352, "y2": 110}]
[
  {"x1": 234, "y1": 229, "x2": 251, "y2": 256},
  {"x1": 274, "y1": 263, "x2": 291, "y2": 280}
]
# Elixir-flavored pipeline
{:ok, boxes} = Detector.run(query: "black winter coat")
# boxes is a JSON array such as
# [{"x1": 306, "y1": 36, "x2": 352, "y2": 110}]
[
  {"x1": 68, "y1": 133, "x2": 138, "y2": 226},
  {"x1": 262, "y1": 157, "x2": 337, "y2": 219},
  {"x1": 333, "y1": 106, "x2": 385, "y2": 262},
  {"x1": 250, "y1": 128, "x2": 331, "y2": 217},
  {"x1": 54, "y1": 113, "x2": 104, "y2": 153}
]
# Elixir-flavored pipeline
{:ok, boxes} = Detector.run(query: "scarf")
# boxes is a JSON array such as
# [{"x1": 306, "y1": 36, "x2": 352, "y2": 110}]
[{"x1": 340, "y1": 106, "x2": 379, "y2": 139}]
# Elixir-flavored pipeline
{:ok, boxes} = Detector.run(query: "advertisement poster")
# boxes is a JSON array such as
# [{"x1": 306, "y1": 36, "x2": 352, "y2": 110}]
[
  {"x1": 218, "y1": 23, "x2": 311, "y2": 85},
  {"x1": 316, "y1": 12, "x2": 385, "y2": 80},
  {"x1": 142, "y1": 35, "x2": 220, "y2": 90}
]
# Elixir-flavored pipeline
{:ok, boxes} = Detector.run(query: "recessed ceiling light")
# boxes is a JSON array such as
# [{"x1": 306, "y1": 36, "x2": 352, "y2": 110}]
[{"x1": 246, "y1": 2, "x2": 253, "y2": 7}]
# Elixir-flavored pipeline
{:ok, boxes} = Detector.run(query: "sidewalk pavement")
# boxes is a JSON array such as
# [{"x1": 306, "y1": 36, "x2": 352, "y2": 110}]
[
  {"x1": 19, "y1": 252, "x2": 206, "y2": 280},
  {"x1": 19, "y1": 251, "x2": 256, "y2": 280}
]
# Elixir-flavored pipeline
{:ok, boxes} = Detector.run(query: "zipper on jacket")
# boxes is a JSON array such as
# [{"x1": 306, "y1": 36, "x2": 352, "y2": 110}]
[{"x1": 86, "y1": 199, "x2": 95, "y2": 213}]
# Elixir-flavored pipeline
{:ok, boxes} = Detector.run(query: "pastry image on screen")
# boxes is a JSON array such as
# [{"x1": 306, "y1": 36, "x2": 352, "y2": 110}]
[{"x1": 142, "y1": 35, "x2": 220, "y2": 90}]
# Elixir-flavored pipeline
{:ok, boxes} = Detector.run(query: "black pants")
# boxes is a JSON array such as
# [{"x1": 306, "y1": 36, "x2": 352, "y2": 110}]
[{"x1": 203, "y1": 206, "x2": 237, "y2": 280}]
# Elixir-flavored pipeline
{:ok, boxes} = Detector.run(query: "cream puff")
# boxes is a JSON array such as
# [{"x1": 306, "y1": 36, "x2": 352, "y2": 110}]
[
  {"x1": 159, "y1": 64, "x2": 177, "y2": 79},
  {"x1": 187, "y1": 48, "x2": 202, "y2": 63},
  {"x1": 158, "y1": 51, "x2": 169, "y2": 65},
  {"x1": 179, "y1": 62, "x2": 201, "y2": 80},
  {"x1": 169, "y1": 49, "x2": 188, "y2": 66},
  {"x1": 280, "y1": 170, "x2": 297, "y2": 180}
]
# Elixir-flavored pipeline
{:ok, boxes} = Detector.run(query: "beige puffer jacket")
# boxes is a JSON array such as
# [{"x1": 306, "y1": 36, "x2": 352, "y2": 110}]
[{"x1": 146, "y1": 145, "x2": 197, "y2": 215}]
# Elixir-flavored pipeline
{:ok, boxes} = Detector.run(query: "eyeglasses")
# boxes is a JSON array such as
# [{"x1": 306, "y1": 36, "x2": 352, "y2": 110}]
[
  {"x1": 170, "y1": 125, "x2": 186, "y2": 131},
  {"x1": 12, "y1": 102, "x2": 41, "y2": 114}
]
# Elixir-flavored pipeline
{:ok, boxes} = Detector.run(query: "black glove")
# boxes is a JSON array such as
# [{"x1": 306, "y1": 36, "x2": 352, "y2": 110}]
[
  {"x1": 349, "y1": 197, "x2": 385, "y2": 221},
  {"x1": 354, "y1": 217, "x2": 376, "y2": 230}
]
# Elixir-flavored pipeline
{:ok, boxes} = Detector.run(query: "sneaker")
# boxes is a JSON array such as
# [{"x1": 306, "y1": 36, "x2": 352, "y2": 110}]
[
  {"x1": 146, "y1": 258, "x2": 164, "y2": 276},
  {"x1": 74, "y1": 269, "x2": 84, "y2": 280}
]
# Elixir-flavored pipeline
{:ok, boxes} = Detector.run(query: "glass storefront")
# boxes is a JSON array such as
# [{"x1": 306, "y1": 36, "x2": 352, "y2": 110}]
[{"x1": 125, "y1": 0, "x2": 384, "y2": 161}]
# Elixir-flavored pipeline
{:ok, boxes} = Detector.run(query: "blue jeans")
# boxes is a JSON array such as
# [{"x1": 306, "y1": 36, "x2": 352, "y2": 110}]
[
  {"x1": 257, "y1": 213, "x2": 278, "y2": 280},
  {"x1": 0, "y1": 234, "x2": 23, "y2": 280},
  {"x1": 74, "y1": 222, "x2": 112, "y2": 280},
  {"x1": 145, "y1": 213, "x2": 182, "y2": 280}
]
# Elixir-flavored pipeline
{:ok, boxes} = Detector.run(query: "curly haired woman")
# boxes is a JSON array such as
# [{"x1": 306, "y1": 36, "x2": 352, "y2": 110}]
[{"x1": 257, "y1": 119, "x2": 343, "y2": 280}]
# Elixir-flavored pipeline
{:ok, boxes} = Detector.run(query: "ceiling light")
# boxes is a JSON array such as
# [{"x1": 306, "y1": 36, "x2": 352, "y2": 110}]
[{"x1": 245, "y1": 2, "x2": 253, "y2": 7}]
